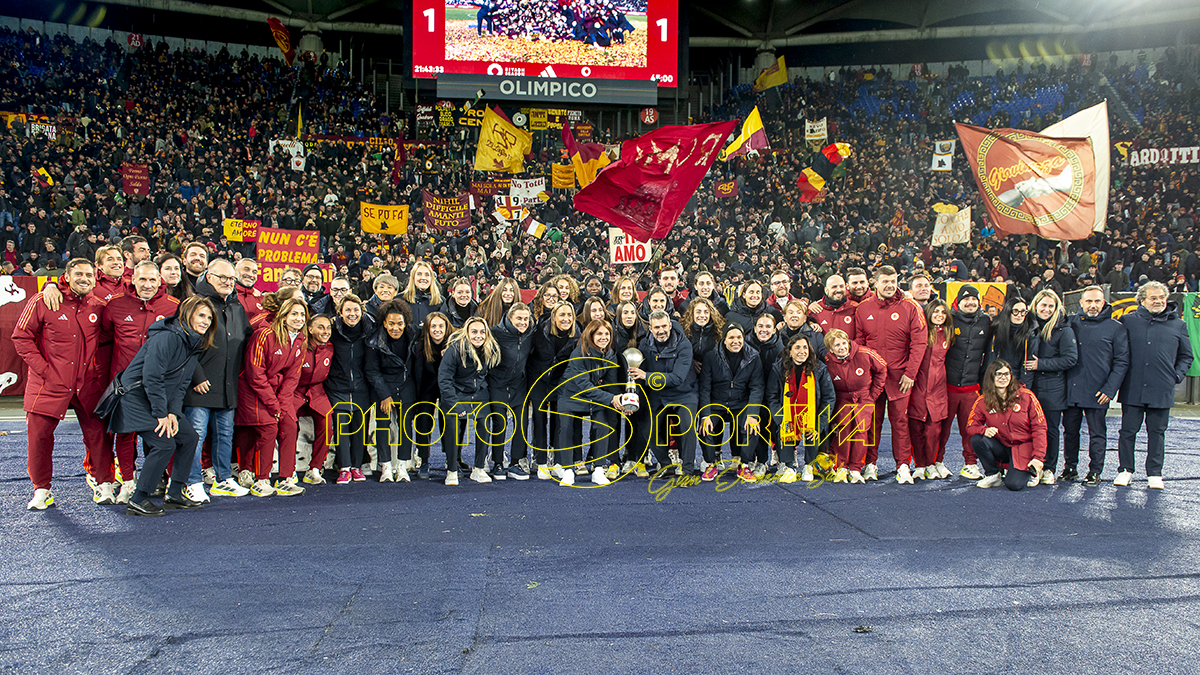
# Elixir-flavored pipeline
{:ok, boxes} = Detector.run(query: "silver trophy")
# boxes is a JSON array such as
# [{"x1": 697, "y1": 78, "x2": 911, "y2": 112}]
[{"x1": 621, "y1": 348, "x2": 643, "y2": 414}]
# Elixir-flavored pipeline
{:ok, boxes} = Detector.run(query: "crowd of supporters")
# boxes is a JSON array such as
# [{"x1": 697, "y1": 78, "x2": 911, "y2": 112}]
[{"x1": 3, "y1": 27, "x2": 1199, "y2": 514}]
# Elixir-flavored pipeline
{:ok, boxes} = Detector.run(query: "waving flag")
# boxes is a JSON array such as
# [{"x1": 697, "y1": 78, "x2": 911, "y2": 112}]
[
  {"x1": 719, "y1": 106, "x2": 769, "y2": 161},
  {"x1": 562, "y1": 123, "x2": 610, "y2": 188},
  {"x1": 753, "y1": 55, "x2": 787, "y2": 92},
  {"x1": 796, "y1": 143, "x2": 852, "y2": 202},
  {"x1": 574, "y1": 120, "x2": 737, "y2": 242},
  {"x1": 267, "y1": 18, "x2": 295, "y2": 67},
  {"x1": 475, "y1": 106, "x2": 532, "y2": 173}
]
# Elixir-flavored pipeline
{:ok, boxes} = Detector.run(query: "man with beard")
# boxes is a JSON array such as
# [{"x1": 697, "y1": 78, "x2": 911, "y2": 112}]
[
  {"x1": 810, "y1": 274, "x2": 858, "y2": 341},
  {"x1": 183, "y1": 242, "x2": 209, "y2": 288},
  {"x1": 854, "y1": 266, "x2": 927, "y2": 483},
  {"x1": 846, "y1": 267, "x2": 873, "y2": 305},
  {"x1": 234, "y1": 258, "x2": 266, "y2": 322},
  {"x1": 1061, "y1": 286, "x2": 1129, "y2": 486},
  {"x1": 943, "y1": 285, "x2": 992, "y2": 479},
  {"x1": 121, "y1": 235, "x2": 151, "y2": 280},
  {"x1": 908, "y1": 273, "x2": 934, "y2": 308}
]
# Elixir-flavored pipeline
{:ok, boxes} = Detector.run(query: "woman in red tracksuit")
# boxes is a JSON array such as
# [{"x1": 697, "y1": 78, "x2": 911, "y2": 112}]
[
  {"x1": 235, "y1": 297, "x2": 307, "y2": 497},
  {"x1": 296, "y1": 314, "x2": 335, "y2": 485},
  {"x1": 823, "y1": 329, "x2": 887, "y2": 483},
  {"x1": 967, "y1": 359, "x2": 1048, "y2": 491},
  {"x1": 907, "y1": 299, "x2": 952, "y2": 481}
]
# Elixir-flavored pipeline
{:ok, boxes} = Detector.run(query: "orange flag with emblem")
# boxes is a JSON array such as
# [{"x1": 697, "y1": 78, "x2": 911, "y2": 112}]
[{"x1": 475, "y1": 106, "x2": 532, "y2": 174}]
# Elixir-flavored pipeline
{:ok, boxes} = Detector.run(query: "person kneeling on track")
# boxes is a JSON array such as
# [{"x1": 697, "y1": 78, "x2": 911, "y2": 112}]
[{"x1": 967, "y1": 360, "x2": 1048, "y2": 491}]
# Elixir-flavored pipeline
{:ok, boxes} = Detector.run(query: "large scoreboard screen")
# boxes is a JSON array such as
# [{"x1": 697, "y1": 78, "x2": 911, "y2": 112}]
[{"x1": 412, "y1": 0, "x2": 679, "y2": 85}]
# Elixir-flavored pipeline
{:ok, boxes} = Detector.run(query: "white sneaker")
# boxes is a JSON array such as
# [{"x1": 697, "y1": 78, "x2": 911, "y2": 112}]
[
  {"x1": 379, "y1": 463, "x2": 395, "y2": 483},
  {"x1": 896, "y1": 464, "x2": 913, "y2": 484},
  {"x1": 185, "y1": 482, "x2": 209, "y2": 503},
  {"x1": 210, "y1": 478, "x2": 250, "y2": 497},
  {"x1": 800, "y1": 465, "x2": 814, "y2": 482},
  {"x1": 976, "y1": 473, "x2": 1004, "y2": 489},
  {"x1": 395, "y1": 461, "x2": 411, "y2": 482},
  {"x1": 303, "y1": 468, "x2": 326, "y2": 485},
  {"x1": 777, "y1": 466, "x2": 798, "y2": 483},
  {"x1": 94, "y1": 482, "x2": 118, "y2": 505},
  {"x1": 933, "y1": 462, "x2": 952, "y2": 479},
  {"x1": 849, "y1": 470, "x2": 865, "y2": 484},
  {"x1": 445, "y1": 471, "x2": 459, "y2": 486},
  {"x1": 470, "y1": 468, "x2": 492, "y2": 484},
  {"x1": 558, "y1": 467, "x2": 575, "y2": 486},
  {"x1": 116, "y1": 480, "x2": 136, "y2": 504},
  {"x1": 960, "y1": 464, "x2": 983, "y2": 480},
  {"x1": 250, "y1": 479, "x2": 276, "y2": 497},
  {"x1": 273, "y1": 477, "x2": 305, "y2": 496},
  {"x1": 27, "y1": 488, "x2": 55, "y2": 510},
  {"x1": 201, "y1": 467, "x2": 217, "y2": 486},
  {"x1": 911, "y1": 466, "x2": 927, "y2": 480},
  {"x1": 85, "y1": 473, "x2": 97, "y2": 492},
  {"x1": 1113, "y1": 470, "x2": 1133, "y2": 487},
  {"x1": 1148, "y1": 476, "x2": 1164, "y2": 489},
  {"x1": 537, "y1": 464, "x2": 552, "y2": 480},
  {"x1": 862, "y1": 463, "x2": 879, "y2": 481},
  {"x1": 1040, "y1": 469, "x2": 1056, "y2": 485},
  {"x1": 237, "y1": 469, "x2": 255, "y2": 488},
  {"x1": 1026, "y1": 472, "x2": 1041, "y2": 488},
  {"x1": 591, "y1": 467, "x2": 610, "y2": 485}
]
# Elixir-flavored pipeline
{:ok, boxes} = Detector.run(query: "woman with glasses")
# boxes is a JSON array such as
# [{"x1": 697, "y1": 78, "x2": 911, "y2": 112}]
[
  {"x1": 987, "y1": 296, "x2": 1039, "y2": 388},
  {"x1": 967, "y1": 360, "x2": 1048, "y2": 491}
]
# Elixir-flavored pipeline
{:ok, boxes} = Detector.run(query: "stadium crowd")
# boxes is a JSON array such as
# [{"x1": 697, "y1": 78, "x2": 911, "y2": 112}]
[{"x1": 2, "y1": 26, "x2": 1198, "y2": 514}]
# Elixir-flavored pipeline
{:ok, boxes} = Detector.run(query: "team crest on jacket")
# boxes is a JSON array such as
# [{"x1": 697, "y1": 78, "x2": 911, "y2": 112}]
[
  {"x1": 855, "y1": 368, "x2": 864, "y2": 376},
  {"x1": 1013, "y1": 403, "x2": 1021, "y2": 412},
  {"x1": 843, "y1": 316, "x2": 852, "y2": 323},
  {"x1": 891, "y1": 313, "x2": 899, "y2": 320},
  {"x1": 89, "y1": 313, "x2": 97, "y2": 323},
  {"x1": 954, "y1": 327, "x2": 961, "y2": 335},
  {"x1": 323, "y1": 358, "x2": 330, "y2": 366},
  {"x1": 156, "y1": 315, "x2": 164, "y2": 321}
]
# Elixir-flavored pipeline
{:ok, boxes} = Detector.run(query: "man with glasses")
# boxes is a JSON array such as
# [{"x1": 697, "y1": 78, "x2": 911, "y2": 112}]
[
  {"x1": 184, "y1": 259, "x2": 254, "y2": 499},
  {"x1": 278, "y1": 267, "x2": 303, "y2": 288},
  {"x1": 765, "y1": 269, "x2": 795, "y2": 322},
  {"x1": 311, "y1": 276, "x2": 350, "y2": 316},
  {"x1": 301, "y1": 263, "x2": 329, "y2": 311},
  {"x1": 1115, "y1": 281, "x2": 1193, "y2": 489}
]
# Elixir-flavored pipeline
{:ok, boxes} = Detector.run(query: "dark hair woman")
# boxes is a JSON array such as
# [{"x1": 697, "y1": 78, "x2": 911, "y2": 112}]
[
  {"x1": 698, "y1": 322, "x2": 764, "y2": 483},
  {"x1": 484, "y1": 302, "x2": 535, "y2": 480},
  {"x1": 365, "y1": 298, "x2": 417, "y2": 483},
  {"x1": 967, "y1": 359, "x2": 1049, "y2": 491},
  {"x1": 296, "y1": 314, "x2": 335, "y2": 485},
  {"x1": 768, "y1": 333, "x2": 836, "y2": 483},
  {"x1": 409, "y1": 311, "x2": 452, "y2": 479},
  {"x1": 326, "y1": 293, "x2": 375, "y2": 485},
  {"x1": 907, "y1": 299, "x2": 954, "y2": 481},
  {"x1": 987, "y1": 296, "x2": 1040, "y2": 388},
  {"x1": 111, "y1": 296, "x2": 216, "y2": 516},
  {"x1": 155, "y1": 253, "x2": 193, "y2": 301},
  {"x1": 555, "y1": 320, "x2": 628, "y2": 486},
  {"x1": 527, "y1": 301, "x2": 580, "y2": 479},
  {"x1": 478, "y1": 277, "x2": 521, "y2": 327}
]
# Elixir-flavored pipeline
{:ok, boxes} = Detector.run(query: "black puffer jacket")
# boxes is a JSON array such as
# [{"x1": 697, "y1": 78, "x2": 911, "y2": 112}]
[
  {"x1": 557, "y1": 344, "x2": 627, "y2": 413},
  {"x1": 110, "y1": 317, "x2": 205, "y2": 434},
  {"x1": 778, "y1": 322, "x2": 828, "y2": 359},
  {"x1": 365, "y1": 329, "x2": 416, "y2": 404},
  {"x1": 527, "y1": 322, "x2": 578, "y2": 391},
  {"x1": 437, "y1": 340, "x2": 491, "y2": 410},
  {"x1": 325, "y1": 315, "x2": 374, "y2": 396},
  {"x1": 612, "y1": 320, "x2": 646, "y2": 352},
  {"x1": 945, "y1": 309, "x2": 991, "y2": 387},
  {"x1": 184, "y1": 277, "x2": 252, "y2": 409},
  {"x1": 637, "y1": 322, "x2": 696, "y2": 405},
  {"x1": 685, "y1": 321, "x2": 720, "y2": 372},
  {"x1": 410, "y1": 335, "x2": 446, "y2": 402},
  {"x1": 1030, "y1": 316, "x2": 1077, "y2": 411},
  {"x1": 699, "y1": 344, "x2": 763, "y2": 408},
  {"x1": 407, "y1": 289, "x2": 438, "y2": 328},
  {"x1": 488, "y1": 315, "x2": 535, "y2": 391},
  {"x1": 724, "y1": 296, "x2": 772, "y2": 333},
  {"x1": 746, "y1": 329, "x2": 785, "y2": 385},
  {"x1": 440, "y1": 297, "x2": 479, "y2": 329}
]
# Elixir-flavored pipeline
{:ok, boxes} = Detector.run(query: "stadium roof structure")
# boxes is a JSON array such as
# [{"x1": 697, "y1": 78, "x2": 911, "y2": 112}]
[
  {"x1": 97, "y1": 0, "x2": 404, "y2": 35},
  {"x1": 686, "y1": 0, "x2": 1200, "y2": 49}
]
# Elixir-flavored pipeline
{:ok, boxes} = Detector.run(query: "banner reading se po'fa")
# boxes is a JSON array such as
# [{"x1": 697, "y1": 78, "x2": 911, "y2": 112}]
[
  {"x1": 360, "y1": 202, "x2": 409, "y2": 234},
  {"x1": 253, "y1": 227, "x2": 321, "y2": 292}
]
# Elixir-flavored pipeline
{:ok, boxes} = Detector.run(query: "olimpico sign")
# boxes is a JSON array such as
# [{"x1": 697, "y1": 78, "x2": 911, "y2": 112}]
[{"x1": 437, "y1": 74, "x2": 657, "y2": 106}]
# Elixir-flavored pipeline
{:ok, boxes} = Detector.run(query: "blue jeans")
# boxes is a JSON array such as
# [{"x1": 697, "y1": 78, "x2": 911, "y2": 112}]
[{"x1": 184, "y1": 406, "x2": 235, "y2": 484}]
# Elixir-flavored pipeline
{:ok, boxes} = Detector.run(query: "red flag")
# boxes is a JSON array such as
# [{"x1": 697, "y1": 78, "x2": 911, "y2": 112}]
[
  {"x1": 956, "y1": 122, "x2": 1096, "y2": 240},
  {"x1": 574, "y1": 121, "x2": 737, "y2": 242},
  {"x1": 267, "y1": 18, "x2": 295, "y2": 66}
]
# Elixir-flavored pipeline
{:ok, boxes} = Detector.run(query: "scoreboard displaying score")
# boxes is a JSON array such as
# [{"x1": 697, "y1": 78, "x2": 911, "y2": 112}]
[{"x1": 412, "y1": 0, "x2": 679, "y2": 85}]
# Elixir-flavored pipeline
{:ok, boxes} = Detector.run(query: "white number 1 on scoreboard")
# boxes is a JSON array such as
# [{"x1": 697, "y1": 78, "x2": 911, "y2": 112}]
[
  {"x1": 656, "y1": 18, "x2": 668, "y2": 42},
  {"x1": 424, "y1": 7, "x2": 435, "y2": 32}
]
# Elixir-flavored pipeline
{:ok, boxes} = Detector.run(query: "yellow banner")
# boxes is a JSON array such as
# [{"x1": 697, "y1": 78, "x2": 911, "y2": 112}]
[
  {"x1": 475, "y1": 107, "x2": 532, "y2": 174},
  {"x1": 360, "y1": 202, "x2": 409, "y2": 234},
  {"x1": 552, "y1": 163, "x2": 575, "y2": 189},
  {"x1": 223, "y1": 218, "x2": 259, "y2": 242}
]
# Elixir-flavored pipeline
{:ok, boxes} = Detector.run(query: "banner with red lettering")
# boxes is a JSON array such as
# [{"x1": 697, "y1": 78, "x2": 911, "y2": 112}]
[
  {"x1": 470, "y1": 179, "x2": 511, "y2": 196},
  {"x1": 253, "y1": 227, "x2": 321, "y2": 292},
  {"x1": 422, "y1": 191, "x2": 472, "y2": 231},
  {"x1": 574, "y1": 120, "x2": 737, "y2": 242},
  {"x1": 956, "y1": 123, "x2": 1096, "y2": 241},
  {"x1": 121, "y1": 162, "x2": 149, "y2": 195}
]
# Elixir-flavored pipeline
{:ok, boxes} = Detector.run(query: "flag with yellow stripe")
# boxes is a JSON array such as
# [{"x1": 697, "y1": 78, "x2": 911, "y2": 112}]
[{"x1": 797, "y1": 143, "x2": 851, "y2": 202}]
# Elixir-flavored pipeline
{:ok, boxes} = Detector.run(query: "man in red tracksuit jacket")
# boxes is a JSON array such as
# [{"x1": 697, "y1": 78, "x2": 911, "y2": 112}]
[
  {"x1": 235, "y1": 258, "x2": 267, "y2": 323},
  {"x1": 854, "y1": 265, "x2": 927, "y2": 483},
  {"x1": 810, "y1": 274, "x2": 858, "y2": 340},
  {"x1": 13, "y1": 258, "x2": 109, "y2": 510},
  {"x1": 100, "y1": 261, "x2": 181, "y2": 504}
]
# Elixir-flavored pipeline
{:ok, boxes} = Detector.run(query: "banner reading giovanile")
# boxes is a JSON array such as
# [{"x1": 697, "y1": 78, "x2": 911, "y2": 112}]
[
  {"x1": 956, "y1": 123, "x2": 1096, "y2": 241},
  {"x1": 422, "y1": 191, "x2": 472, "y2": 231},
  {"x1": 254, "y1": 227, "x2": 320, "y2": 291}
]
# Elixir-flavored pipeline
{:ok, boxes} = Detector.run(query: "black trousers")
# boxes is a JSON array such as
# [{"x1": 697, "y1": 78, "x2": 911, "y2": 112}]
[
  {"x1": 632, "y1": 399, "x2": 697, "y2": 471},
  {"x1": 408, "y1": 399, "x2": 443, "y2": 464},
  {"x1": 135, "y1": 415, "x2": 198, "y2": 502},
  {"x1": 1117, "y1": 405, "x2": 1170, "y2": 477},
  {"x1": 373, "y1": 405, "x2": 412, "y2": 464},
  {"x1": 555, "y1": 407, "x2": 622, "y2": 467},
  {"x1": 329, "y1": 390, "x2": 370, "y2": 469},
  {"x1": 698, "y1": 405, "x2": 762, "y2": 464},
  {"x1": 970, "y1": 434, "x2": 1035, "y2": 491},
  {"x1": 1063, "y1": 406, "x2": 1108, "y2": 473},
  {"x1": 484, "y1": 385, "x2": 527, "y2": 466}
]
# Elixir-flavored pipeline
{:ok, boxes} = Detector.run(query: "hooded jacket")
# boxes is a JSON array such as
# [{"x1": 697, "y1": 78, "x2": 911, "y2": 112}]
[
  {"x1": 1118, "y1": 303, "x2": 1193, "y2": 408},
  {"x1": 557, "y1": 343, "x2": 628, "y2": 413},
  {"x1": 325, "y1": 315, "x2": 374, "y2": 397},
  {"x1": 699, "y1": 343, "x2": 763, "y2": 409},
  {"x1": 440, "y1": 296, "x2": 480, "y2": 329},
  {"x1": 365, "y1": 329, "x2": 416, "y2": 405},
  {"x1": 438, "y1": 340, "x2": 491, "y2": 410},
  {"x1": 945, "y1": 309, "x2": 991, "y2": 388},
  {"x1": 1066, "y1": 305, "x2": 1129, "y2": 408},
  {"x1": 488, "y1": 315, "x2": 535, "y2": 392},
  {"x1": 109, "y1": 317, "x2": 204, "y2": 434}
]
